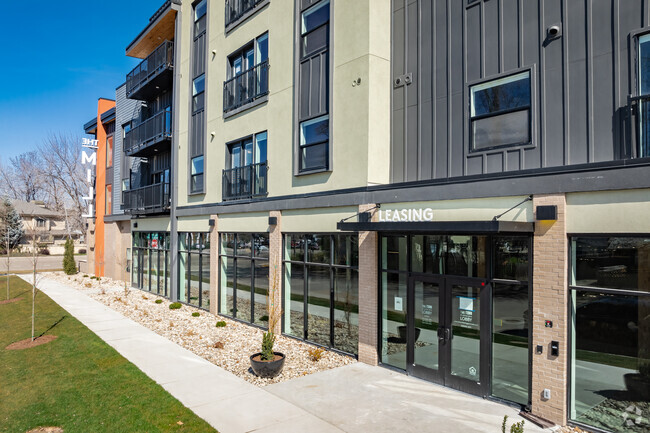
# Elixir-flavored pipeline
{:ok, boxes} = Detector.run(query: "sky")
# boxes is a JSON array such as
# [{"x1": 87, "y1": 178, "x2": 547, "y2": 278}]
[{"x1": 0, "y1": 1, "x2": 164, "y2": 162}]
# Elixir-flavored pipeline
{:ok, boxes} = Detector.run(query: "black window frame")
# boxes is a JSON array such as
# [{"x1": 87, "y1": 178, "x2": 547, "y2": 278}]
[
  {"x1": 190, "y1": 155, "x2": 204, "y2": 194},
  {"x1": 218, "y1": 232, "x2": 270, "y2": 328},
  {"x1": 178, "y1": 231, "x2": 211, "y2": 310},
  {"x1": 468, "y1": 70, "x2": 533, "y2": 153},
  {"x1": 282, "y1": 232, "x2": 360, "y2": 357}
]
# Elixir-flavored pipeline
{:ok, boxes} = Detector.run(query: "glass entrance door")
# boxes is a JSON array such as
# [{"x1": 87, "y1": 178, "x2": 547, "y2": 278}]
[{"x1": 407, "y1": 275, "x2": 489, "y2": 397}]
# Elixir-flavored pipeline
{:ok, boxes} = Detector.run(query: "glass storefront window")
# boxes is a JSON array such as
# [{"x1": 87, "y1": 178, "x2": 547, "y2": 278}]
[
  {"x1": 219, "y1": 233, "x2": 269, "y2": 326},
  {"x1": 178, "y1": 232, "x2": 210, "y2": 310},
  {"x1": 492, "y1": 283, "x2": 529, "y2": 404},
  {"x1": 494, "y1": 237, "x2": 529, "y2": 281},
  {"x1": 571, "y1": 291, "x2": 650, "y2": 432},
  {"x1": 572, "y1": 237, "x2": 650, "y2": 292},
  {"x1": 283, "y1": 233, "x2": 359, "y2": 355},
  {"x1": 570, "y1": 236, "x2": 650, "y2": 433},
  {"x1": 380, "y1": 271, "x2": 408, "y2": 370},
  {"x1": 131, "y1": 232, "x2": 171, "y2": 297}
]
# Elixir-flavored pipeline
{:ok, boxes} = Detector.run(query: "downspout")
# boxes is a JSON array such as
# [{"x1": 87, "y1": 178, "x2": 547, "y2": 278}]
[{"x1": 169, "y1": 1, "x2": 182, "y2": 302}]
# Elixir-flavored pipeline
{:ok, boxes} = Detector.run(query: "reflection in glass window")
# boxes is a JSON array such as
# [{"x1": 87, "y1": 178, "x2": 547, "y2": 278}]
[
  {"x1": 131, "y1": 232, "x2": 170, "y2": 297},
  {"x1": 219, "y1": 233, "x2": 269, "y2": 327},
  {"x1": 570, "y1": 291, "x2": 650, "y2": 432},
  {"x1": 178, "y1": 232, "x2": 210, "y2": 310},
  {"x1": 572, "y1": 237, "x2": 650, "y2": 292},
  {"x1": 299, "y1": 115, "x2": 329, "y2": 172},
  {"x1": 191, "y1": 156, "x2": 204, "y2": 193},
  {"x1": 639, "y1": 35, "x2": 650, "y2": 157},
  {"x1": 283, "y1": 233, "x2": 358, "y2": 355},
  {"x1": 470, "y1": 71, "x2": 531, "y2": 151}
]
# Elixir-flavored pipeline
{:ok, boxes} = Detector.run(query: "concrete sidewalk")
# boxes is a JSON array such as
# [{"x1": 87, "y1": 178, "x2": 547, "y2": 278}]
[{"x1": 21, "y1": 275, "x2": 549, "y2": 433}]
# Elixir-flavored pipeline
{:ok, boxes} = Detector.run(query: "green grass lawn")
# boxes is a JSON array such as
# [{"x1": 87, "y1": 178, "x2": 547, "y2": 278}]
[{"x1": 0, "y1": 276, "x2": 217, "y2": 433}]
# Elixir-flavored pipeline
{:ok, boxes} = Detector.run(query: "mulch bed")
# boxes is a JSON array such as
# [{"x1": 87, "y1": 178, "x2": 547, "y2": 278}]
[
  {"x1": 0, "y1": 297, "x2": 22, "y2": 305},
  {"x1": 5, "y1": 335, "x2": 57, "y2": 350}
]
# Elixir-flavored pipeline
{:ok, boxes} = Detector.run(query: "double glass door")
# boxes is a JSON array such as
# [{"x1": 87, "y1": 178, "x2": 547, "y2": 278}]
[{"x1": 406, "y1": 275, "x2": 489, "y2": 396}]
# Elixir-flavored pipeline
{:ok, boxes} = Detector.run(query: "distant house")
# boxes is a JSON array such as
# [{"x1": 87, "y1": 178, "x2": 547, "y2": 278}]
[{"x1": 11, "y1": 200, "x2": 84, "y2": 254}]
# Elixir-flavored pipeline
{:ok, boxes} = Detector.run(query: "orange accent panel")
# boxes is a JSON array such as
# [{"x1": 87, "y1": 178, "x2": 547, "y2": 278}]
[{"x1": 94, "y1": 98, "x2": 115, "y2": 277}]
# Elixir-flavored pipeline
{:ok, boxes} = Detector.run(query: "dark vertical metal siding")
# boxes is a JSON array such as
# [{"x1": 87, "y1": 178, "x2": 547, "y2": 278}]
[
  {"x1": 114, "y1": 83, "x2": 139, "y2": 214},
  {"x1": 391, "y1": 0, "x2": 645, "y2": 183},
  {"x1": 191, "y1": 111, "x2": 205, "y2": 158}
]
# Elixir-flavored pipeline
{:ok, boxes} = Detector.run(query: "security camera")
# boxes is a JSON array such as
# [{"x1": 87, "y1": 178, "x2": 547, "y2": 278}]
[{"x1": 547, "y1": 25, "x2": 561, "y2": 39}]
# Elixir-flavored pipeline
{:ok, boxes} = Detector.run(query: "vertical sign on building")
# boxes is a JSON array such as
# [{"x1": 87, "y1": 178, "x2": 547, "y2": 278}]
[{"x1": 81, "y1": 138, "x2": 98, "y2": 218}]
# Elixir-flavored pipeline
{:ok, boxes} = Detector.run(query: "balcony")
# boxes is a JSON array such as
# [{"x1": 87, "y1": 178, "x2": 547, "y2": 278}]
[
  {"x1": 126, "y1": 40, "x2": 174, "y2": 101},
  {"x1": 223, "y1": 60, "x2": 269, "y2": 114},
  {"x1": 124, "y1": 110, "x2": 172, "y2": 157},
  {"x1": 225, "y1": 0, "x2": 267, "y2": 31},
  {"x1": 222, "y1": 162, "x2": 268, "y2": 201},
  {"x1": 122, "y1": 182, "x2": 171, "y2": 215}
]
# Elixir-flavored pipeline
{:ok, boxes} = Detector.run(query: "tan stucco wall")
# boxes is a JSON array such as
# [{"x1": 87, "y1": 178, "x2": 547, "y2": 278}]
[
  {"x1": 130, "y1": 217, "x2": 171, "y2": 232},
  {"x1": 217, "y1": 212, "x2": 269, "y2": 233},
  {"x1": 103, "y1": 221, "x2": 132, "y2": 282},
  {"x1": 177, "y1": 215, "x2": 210, "y2": 232},
  {"x1": 282, "y1": 206, "x2": 358, "y2": 232},
  {"x1": 379, "y1": 196, "x2": 534, "y2": 223},
  {"x1": 566, "y1": 189, "x2": 650, "y2": 233},
  {"x1": 175, "y1": 0, "x2": 391, "y2": 208}
]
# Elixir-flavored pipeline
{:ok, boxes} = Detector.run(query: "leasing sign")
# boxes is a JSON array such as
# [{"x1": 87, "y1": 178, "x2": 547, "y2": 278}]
[
  {"x1": 378, "y1": 208, "x2": 434, "y2": 222},
  {"x1": 81, "y1": 138, "x2": 98, "y2": 218}
]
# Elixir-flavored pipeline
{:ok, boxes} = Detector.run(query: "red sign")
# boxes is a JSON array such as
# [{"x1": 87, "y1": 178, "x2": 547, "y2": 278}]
[{"x1": 151, "y1": 239, "x2": 158, "y2": 249}]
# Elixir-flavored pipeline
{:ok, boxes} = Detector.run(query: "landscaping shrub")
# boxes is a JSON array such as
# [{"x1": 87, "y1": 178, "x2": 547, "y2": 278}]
[
  {"x1": 83, "y1": 274, "x2": 88, "y2": 278},
  {"x1": 63, "y1": 238, "x2": 76, "y2": 275},
  {"x1": 192, "y1": 312, "x2": 200, "y2": 317},
  {"x1": 259, "y1": 315, "x2": 269, "y2": 322},
  {"x1": 155, "y1": 299, "x2": 163, "y2": 304},
  {"x1": 307, "y1": 346, "x2": 325, "y2": 362},
  {"x1": 213, "y1": 341, "x2": 224, "y2": 349},
  {"x1": 39, "y1": 248, "x2": 50, "y2": 255},
  {"x1": 169, "y1": 302, "x2": 182, "y2": 310},
  {"x1": 215, "y1": 321, "x2": 227, "y2": 327},
  {"x1": 78, "y1": 248, "x2": 87, "y2": 254}
]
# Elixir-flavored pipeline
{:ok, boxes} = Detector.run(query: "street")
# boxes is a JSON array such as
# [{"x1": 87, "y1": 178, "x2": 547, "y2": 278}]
[{"x1": 0, "y1": 255, "x2": 86, "y2": 273}]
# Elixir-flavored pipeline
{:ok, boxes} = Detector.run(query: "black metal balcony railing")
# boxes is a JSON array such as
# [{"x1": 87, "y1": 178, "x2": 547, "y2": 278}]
[
  {"x1": 124, "y1": 110, "x2": 172, "y2": 156},
  {"x1": 225, "y1": 0, "x2": 265, "y2": 29},
  {"x1": 222, "y1": 162, "x2": 268, "y2": 201},
  {"x1": 223, "y1": 60, "x2": 269, "y2": 113},
  {"x1": 126, "y1": 40, "x2": 174, "y2": 99},
  {"x1": 122, "y1": 182, "x2": 171, "y2": 214}
]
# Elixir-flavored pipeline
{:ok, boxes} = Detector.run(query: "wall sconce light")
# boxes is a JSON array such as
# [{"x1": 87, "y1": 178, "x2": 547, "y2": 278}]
[
  {"x1": 268, "y1": 216, "x2": 277, "y2": 226},
  {"x1": 209, "y1": 219, "x2": 216, "y2": 227},
  {"x1": 535, "y1": 205, "x2": 557, "y2": 221}
]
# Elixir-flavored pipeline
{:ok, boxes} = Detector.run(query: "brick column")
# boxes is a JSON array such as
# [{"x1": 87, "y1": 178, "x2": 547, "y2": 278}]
[
  {"x1": 531, "y1": 194, "x2": 568, "y2": 426},
  {"x1": 358, "y1": 204, "x2": 379, "y2": 365},
  {"x1": 268, "y1": 210, "x2": 282, "y2": 334},
  {"x1": 209, "y1": 214, "x2": 219, "y2": 315}
]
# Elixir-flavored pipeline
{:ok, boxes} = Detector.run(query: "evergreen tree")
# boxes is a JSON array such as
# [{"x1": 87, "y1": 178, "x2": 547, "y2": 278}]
[
  {"x1": 63, "y1": 238, "x2": 77, "y2": 275},
  {"x1": 0, "y1": 198, "x2": 24, "y2": 252}
]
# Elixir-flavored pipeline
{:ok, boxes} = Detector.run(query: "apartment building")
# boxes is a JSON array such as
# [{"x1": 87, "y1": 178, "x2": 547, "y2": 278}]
[{"x1": 84, "y1": 1, "x2": 650, "y2": 431}]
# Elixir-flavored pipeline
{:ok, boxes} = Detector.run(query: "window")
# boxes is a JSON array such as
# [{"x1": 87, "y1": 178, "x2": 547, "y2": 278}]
[
  {"x1": 36, "y1": 218, "x2": 45, "y2": 228},
  {"x1": 131, "y1": 232, "x2": 170, "y2": 296},
  {"x1": 178, "y1": 232, "x2": 210, "y2": 310},
  {"x1": 122, "y1": 178, "x2": 130, "y2": 192},
  {"x1": 106, "y1": 135, "x2": 114, "y2": 168},
  {"x1": 192, "y1": 74, "x2": 205, "y2": 113},
  {"x1": 297, "y1": 0, "x2": 330, "y2": 174},
  {"x1": 219, "y1": 233, "x2": 269, "y2": 325},
  {"x1": 569, "y1": 237, "x2": 650, "y2": 433},
  {"x1": 299, "y1": 115, "x2": 329, "y2": 171},
  {"x1": 301, "y1": 0, "x2": 329, "y2": 57},
  {"x1": 283, "y1": 233, "x2": 359, "y2": 355},
  {"x1": 194, "y1": 0, "x2": 207, "y2": 35},
  {"x1": 122, "y1": 122, "x2": 132, "y2": 139},
  {"x1": 638, "y1": 35, "x2": 650, "y2": 157},
  {"x1": 470, "y1": 71, "x2": 531, "y2": 151},
  {"x1": 190, "y1": 156, "x2": 204, "y2": 193},
  {"x1": 105, "y1": 184, "x2": 112, "y2": 215},
  {"x1": 224, "y1": 33, "x2": 269, "y2": 112},
  {"x1": 223, "y1": 132, "x2": 268, "y2": 200}
]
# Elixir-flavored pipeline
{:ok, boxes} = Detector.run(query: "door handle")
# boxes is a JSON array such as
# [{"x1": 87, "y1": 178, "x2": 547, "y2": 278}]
[
  {"x1": 437, "y1": 327, "x2": 445, "y2": 343},
  {"x1": 445, "y1": 328, "x2": 451, "y2": 342}
]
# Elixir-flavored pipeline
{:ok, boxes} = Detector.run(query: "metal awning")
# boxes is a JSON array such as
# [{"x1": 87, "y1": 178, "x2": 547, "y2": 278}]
[{"x1": 336, "y1": 220, "x2": 534, "y2": 233}]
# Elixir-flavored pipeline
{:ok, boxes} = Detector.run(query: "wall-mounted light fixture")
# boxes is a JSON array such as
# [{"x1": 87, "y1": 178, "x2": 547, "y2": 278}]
[
  {"x1": 209, "y1": 219, "x2": 216, "y2": 227},
  {"x1": 268, "y1": 216, "x2": 277, "y2": 226},
  {"x1": 536, "y1": 205, "x2": 557, "y2": 221}
]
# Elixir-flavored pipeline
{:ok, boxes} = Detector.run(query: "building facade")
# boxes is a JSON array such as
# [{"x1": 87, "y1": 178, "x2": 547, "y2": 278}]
[{"x1": 85, "y1": 1, "x2": 650, "y2": 431}]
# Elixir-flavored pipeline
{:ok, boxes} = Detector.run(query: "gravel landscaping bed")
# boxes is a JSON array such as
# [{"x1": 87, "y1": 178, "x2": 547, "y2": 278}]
[{"x1": 45, "y1": 272, "x2": 355, "y2": 387}]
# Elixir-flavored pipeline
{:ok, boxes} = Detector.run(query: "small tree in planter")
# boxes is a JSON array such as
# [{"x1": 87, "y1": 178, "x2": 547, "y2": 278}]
[{"x1": 250, "y1": 266, "x2": 285, "y2": 378}]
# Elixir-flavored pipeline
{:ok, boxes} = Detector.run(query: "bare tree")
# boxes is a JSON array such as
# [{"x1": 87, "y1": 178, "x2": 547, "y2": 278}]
[
  {"x1": 0, "y1": 152, "x2": 45, "y2": 202},
  {"x1": 25, "y1": 220, "x2": 43, "y2": 342},
  {"x1": 37, "y1": 133, "x2": 88, "y2": 235}
]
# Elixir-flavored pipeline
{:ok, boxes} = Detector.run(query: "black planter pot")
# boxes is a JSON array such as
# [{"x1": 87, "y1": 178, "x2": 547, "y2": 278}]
[
  {"x1": 624, "y1": 373, "x2": 650, "y2": 401},
  {"x1": 397, "y1": 326, "x2": 421, "y2": 343},
  {"x1": 250, "y1": 352, "x2": 286, "y2": 378}
]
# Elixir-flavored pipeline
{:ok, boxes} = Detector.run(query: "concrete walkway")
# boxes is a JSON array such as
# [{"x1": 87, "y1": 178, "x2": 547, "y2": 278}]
[{"x1": 20, "y1": 275, "x2": 550, "y2": 433}]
